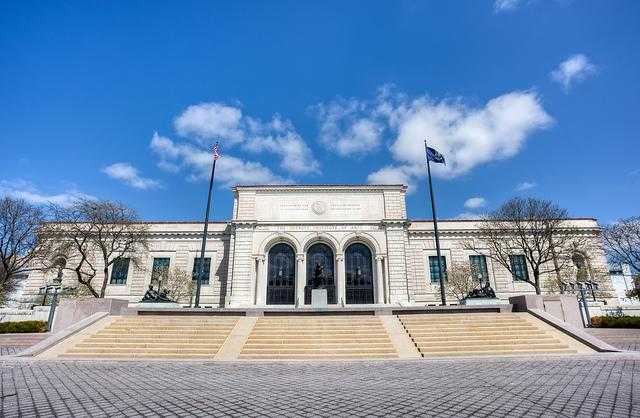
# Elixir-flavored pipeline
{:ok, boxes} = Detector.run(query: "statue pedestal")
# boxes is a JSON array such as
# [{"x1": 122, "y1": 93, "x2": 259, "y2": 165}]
[
  {"x1": 138, "y1": 302, "x2": 182, "y2": 308},
  {"x1": 461, "y1": 298, "x2": 501, "y2": 306},
  {"x1": 311, "y1": 289, "x2": 328, "y2": 308}
]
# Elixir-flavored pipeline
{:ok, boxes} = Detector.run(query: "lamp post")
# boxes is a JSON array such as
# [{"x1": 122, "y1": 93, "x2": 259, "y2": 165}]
[{"x1": 40, "y1": 268, "x2": 64, "y2": 332}]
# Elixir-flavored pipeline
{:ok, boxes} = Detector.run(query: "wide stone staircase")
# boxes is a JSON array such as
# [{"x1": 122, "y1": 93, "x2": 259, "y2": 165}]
[
  {"x1": 398, "y1": 313, "x2": 578, "y2": 357},
  {"x1": 239, "y1": 315, "x2": 398, "y2": 359},
  {"x1": 59, "y1": 316, "x2": 239, "y2": 359}
]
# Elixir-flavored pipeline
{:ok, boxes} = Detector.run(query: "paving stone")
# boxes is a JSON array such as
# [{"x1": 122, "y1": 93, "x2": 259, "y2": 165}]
[{"x1": 0, "y1": 354, "x2": 639, "y2": 417}]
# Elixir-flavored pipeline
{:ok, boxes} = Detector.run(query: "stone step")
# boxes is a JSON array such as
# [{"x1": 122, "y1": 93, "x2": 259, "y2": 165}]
[
  {"x1": 249, "y1": 330, "x2": 389, "y2": 336},
  {"x1": 245, "y1": 337, "x2": 392, "y2": 344},
  {"x1": 399, "y1": 316, "x2": 520, "y2": 322},
  {"x1": 411, "y1": 333, "x2": 548, "y2": 341},
  {"x1": 415, "y1": 340, "x2": 566, "y2": 349},
  {"x1": 75, "y1": 342, "x2": 224, "y2": 349},
  {"x1": 419, "y1": 348, "x2": 577, "y2": 357},
  {"x1": 243, "y1": 342, "x2": 395, "y2": 349},
  {"x1": 238, "y1": 353, "x2": 398, "y2": 359},
  {"x1": 59, "y1": 353, "x2": 216, "y2": 359},
  {"x1": 109, "y1": 324, "x2": 236, "y2": 328},
  {"x1": 240, "y1": 347, "x2": 396, "y2": 355},
  {"x1": 402, "y1": 321, "x2": 531, "y2": 328},
  {"x1": 58, "y1": 316, "x2": 239, "y2": 359},
  {"x1": 408, "y1": 330, "x2": 547, "y2": 338},
  {"x1": 94, "y1": 330, "x2": 233, "y2": 336},
  {"x1": 403, "y1": 325, "x2": 539, "y2": 332},
  {"x1": 252, "y1": 324, "x2": 383, "y2": 330},
  {"x1": 85, "y1": 335, "x2": 227, "y2": 342},
  {"x1": 254, "y1": 320, "x2": 382, "y2": 324},
  {"x1": 66, "y1": 347, "x2": 221, "y2": 355},
  {"x1": 99, "y1": 326, "x2": 233, "y2": 331},
  {"x1": 108, "y1": 321, "x2": 237, "y2": 325}
]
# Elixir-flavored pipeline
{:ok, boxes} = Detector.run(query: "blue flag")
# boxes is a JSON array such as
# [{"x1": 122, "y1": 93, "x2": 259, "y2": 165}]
[{"x1": 425, "y1": 146, "x2": 446, "y2": 165}]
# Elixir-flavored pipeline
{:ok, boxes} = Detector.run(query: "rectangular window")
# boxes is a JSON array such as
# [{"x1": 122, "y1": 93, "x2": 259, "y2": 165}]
[
  {"x1": 110, "y1": 258, "x2": 130, "y2": 285},
  {"x1": 469, "y1": 255, "x2": 489, "y2": 282},
  {"x1": 151, "y1": 257, "x2": 171, "y2": 284},
  {"x1": 510, "y1": 255, "x2": 529, "y2": 282},
  {"x1": 192, "y1": 257, "x2": 211, "y2": 285},
  {"x1": 429, "y1": 256, "x2": 447, "y2": 283}
]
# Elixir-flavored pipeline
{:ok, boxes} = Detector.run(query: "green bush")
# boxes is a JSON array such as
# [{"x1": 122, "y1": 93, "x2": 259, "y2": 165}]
[
  {"x1": 0, "y1": 320, "x2": 48, "y2": 334},
  {"x1": 591, "y1": 316, "x2": 640, "y2": 328}
]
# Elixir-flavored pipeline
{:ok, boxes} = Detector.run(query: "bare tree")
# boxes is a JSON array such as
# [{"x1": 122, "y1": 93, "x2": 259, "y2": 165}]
[
  {"x1": 155, "y1": 267, "x2": 194, "y2": 305},
  {"x1": 49, "y1": 199, "x2": 149, "y2": 298},
  {"x1": 466, "y1": 197, "x2": 585, "y2": 295},
  {"x1": 0, "y1": 197, "x2": 54, "y2": 303},
  {"x1": 603, "y1": 216, "x2": 640, "y2": 273},
  {"x1": 445, "y1": 262, "x2": 476, "y2": 302}
]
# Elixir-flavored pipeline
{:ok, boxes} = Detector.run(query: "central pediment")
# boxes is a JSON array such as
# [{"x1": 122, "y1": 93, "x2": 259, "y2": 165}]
[{"x1": 233, "y1": 184, "x2": 407, "y2": 223}]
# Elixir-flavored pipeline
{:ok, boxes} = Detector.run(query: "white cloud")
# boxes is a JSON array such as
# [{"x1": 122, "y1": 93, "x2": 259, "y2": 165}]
[
  {"x1": 515, "y1": 181, "x2": 537, "y2": 191},
  {"x1": 150, "y1": 133, "x2": 289, "y2": 187},
  {"x1": 102, "y1": 163, "x2": 160, "y2": 190},
  {"x1": 0, "y1": 179, "x2": 94, "y2": 207},
  {"x1": 360, "y1": 88, "x2": 552, "y2": 191},
  {"x1": 313, "y1": 99, "x2": 384, "y2": 156},
  {"x1": 454, "y1": 212, "x2": 483, "y2": 220},
  {"x1": 550, "y1": 54, "x2": 597, "y2": 91},
  {"x1": 173, "y1": 102, "x2": 319, "y2": 175},
  {"x1": 242, "y1": 115, "x2": 320, "y2": 175},
  {"x1": 464, "y1": 197, "x2": 487, "y2": 209},
  {"x1": 366, "y1": 165, "x2": 420, "y2": 192},
  {"x1": 174, "y1": 103, "x2": 244, "y2": 144},
  {"x1": 494, "y1": 0, "x2": 524, "y2": 12}
]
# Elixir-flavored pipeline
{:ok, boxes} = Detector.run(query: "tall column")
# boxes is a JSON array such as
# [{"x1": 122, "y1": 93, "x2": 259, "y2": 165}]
[
  {"x1": 296, "y1": 254, "x2": 306, "y2": 306},
  {"x1": 336, "y1": 254, "x2": 345, "y2": 306},
  {"x1": 255, "y1": 256, "x2": 266, "y2": 306},
  {"x1": 375, "y1": 255, "x2": 385, "y2": 304}
]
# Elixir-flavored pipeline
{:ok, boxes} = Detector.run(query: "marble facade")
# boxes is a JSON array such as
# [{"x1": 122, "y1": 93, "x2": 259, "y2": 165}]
[{"x1": 22, "y1": 185, "x2": 611, "y2": 307}]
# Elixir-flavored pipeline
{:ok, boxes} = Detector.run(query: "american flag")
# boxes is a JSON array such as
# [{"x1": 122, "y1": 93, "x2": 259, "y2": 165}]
[{"x1": 212, "y1": 142, "x2": 221, "y2": 160}]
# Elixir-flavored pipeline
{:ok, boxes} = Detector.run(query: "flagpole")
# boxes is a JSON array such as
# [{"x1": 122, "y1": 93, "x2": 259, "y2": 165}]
[
  {"x1": 194, "y1": 142, "x2": 219, "y2": 308},
  {"x1": 424, "y1": 140, "x2": 447, "y2": 306}
]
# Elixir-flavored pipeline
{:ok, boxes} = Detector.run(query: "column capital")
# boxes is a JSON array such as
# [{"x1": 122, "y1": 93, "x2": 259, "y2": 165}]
[
  {"x1": 375, "y1": 255, "x2": 385, "y2": 262},
  {"x1": 296, "y1": 254, "x2": 305, "y2": 262},
  {"x1": 255, "y1": 255, "x2": 265, "y2": 263},
  {"x1": 336, "y1": 254, "x2": 345, "y2": 262}
]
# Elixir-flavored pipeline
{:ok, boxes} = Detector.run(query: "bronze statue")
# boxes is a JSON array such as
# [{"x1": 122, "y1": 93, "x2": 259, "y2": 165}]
[
  {"x1": 465, "y1": 280, "x2": 497, "y2": 299},
  {"x1": 141, "y1": 284, "x2": 176, "y2": 303},
  {"x1": 313, "y1": 262, "x2": 324, "y2": 289}
]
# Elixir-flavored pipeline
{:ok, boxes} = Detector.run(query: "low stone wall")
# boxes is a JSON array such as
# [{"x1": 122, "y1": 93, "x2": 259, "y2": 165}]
[
  {"x1": 0, "y1": 306, "x2": 50, "y2": 323},
  {"x1": 509, "y1": 295, "x2": 583, "y2": 328},
  {"x1": 52, "y1": 298, "x2": 130, "y2": 332}
]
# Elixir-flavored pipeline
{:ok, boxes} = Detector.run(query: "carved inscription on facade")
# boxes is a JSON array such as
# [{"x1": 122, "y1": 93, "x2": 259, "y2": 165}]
[{"x1": 255, "y1": 193, "x2": 385, "y2": 222}]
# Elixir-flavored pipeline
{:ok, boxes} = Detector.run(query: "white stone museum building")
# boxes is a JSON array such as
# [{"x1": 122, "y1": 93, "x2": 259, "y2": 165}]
[{"x1": 22, "y1": 184, "x2": 610, "y2": 307}]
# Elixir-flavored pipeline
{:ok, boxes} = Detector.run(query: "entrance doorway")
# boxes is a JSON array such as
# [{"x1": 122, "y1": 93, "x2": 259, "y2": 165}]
[
  {"x1": 345, "y1": 243, "x2": 375, "y2": 304},
  {"x1": 305, "y1": 243, "x2": 336, "y2": 304},
  {"x1": 266, "y1": 243, "x2": 296, "y2": 305}
]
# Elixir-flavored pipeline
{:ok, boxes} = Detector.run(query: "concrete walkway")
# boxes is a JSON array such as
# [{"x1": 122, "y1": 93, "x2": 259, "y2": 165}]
[
  {"x1": 586, "y1": 328, "x2": 640, "y2": 351},
  {"x1": 0, "y1": 333, "x2": 48, "y2": 356},
  {"x1": 1, "y1": 354, "x2": 639, "y2": 417}
]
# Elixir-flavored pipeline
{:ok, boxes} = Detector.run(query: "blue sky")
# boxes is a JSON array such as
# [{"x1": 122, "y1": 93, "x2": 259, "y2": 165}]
[{"x1": 1, "y1": 1, "x2": 639, "y2": 223}]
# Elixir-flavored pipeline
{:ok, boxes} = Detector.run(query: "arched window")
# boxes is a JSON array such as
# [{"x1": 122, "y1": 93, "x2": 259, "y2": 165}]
[
  {"x1": 345, "y1": 243, "x2": 374, "y2": 304},
  {"x1": 267, "y1": 243, "x2": 296, "y2": 305},
  {"x1": 305, "y1": 243, "x2": 335, "y2": 304}
]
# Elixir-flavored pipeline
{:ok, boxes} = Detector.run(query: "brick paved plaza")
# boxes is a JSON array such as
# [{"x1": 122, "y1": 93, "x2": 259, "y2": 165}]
[{"x1": 1, "y1": 354, "x2": 639, "y2": 417}]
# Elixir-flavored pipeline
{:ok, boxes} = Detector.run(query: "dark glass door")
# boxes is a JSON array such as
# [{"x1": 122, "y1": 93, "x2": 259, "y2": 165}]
[
  {"x1": 345, "y1": 243, "x2": 374, "y2": 304},
  {"x1": 267, "y1": 243, "x2": 296, "y2": 305}
]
